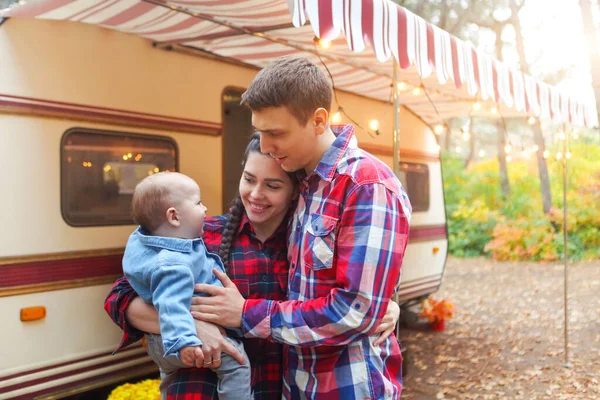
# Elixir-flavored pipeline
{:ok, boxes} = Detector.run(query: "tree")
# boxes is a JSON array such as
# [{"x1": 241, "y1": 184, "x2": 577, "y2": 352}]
[
  {"x1": 509, "y1": 0, "x2": 553, "y2": 214},
  {"x1": 578, "y1": 0, "x2": 600, "y2": 120}
]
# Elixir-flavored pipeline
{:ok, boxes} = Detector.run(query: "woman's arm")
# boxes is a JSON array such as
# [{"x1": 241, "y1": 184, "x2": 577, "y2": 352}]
[
  {"x1": 103, "y1": 276, "x2": 146, "y2": 350},
  {"x1": 126, "y1": 290, "x2": 246, "y2": 368},
  {"x1": 125, "y1": 296, "x2": 160, "y2": 334}
]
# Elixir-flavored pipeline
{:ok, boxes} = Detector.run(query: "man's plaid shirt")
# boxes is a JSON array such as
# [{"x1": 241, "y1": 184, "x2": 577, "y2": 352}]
[
  {"x1": 104, "y1": 214, "x2": 289, "y2": 400},
  {"x1": 241, "y1": 125, "x2": 412, "y2": 399}
]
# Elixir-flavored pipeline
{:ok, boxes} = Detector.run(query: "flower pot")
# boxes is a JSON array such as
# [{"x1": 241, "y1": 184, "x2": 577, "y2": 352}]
[{"x1": 431, "y1": 319, "x2": 445, "y2": 331}]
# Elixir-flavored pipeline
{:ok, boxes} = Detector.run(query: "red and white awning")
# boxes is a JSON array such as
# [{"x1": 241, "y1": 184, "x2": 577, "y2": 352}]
[{"x1": 3, "y1": 0, "x2": 598, "y2": 128}]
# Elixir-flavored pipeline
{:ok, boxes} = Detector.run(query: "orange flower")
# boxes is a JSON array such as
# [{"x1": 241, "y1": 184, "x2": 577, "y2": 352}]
[{"x1": 420, "y1": 296, "x2": 455, "y2": 323}]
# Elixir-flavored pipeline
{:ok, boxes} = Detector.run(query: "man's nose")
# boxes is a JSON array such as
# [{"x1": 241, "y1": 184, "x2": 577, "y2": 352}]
[{"x1": 259, "y1": 133, "x2": 274, "y2": 155}]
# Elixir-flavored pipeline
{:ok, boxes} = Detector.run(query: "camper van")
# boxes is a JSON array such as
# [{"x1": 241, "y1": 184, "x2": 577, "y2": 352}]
[{"x1": 0, "y1": 17, "x2": 447, "y2": 399}]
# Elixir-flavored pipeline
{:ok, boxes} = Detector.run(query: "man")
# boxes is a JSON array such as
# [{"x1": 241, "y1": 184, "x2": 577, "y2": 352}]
[{"x1": 194, "y1": 56, "x2": 412, "y2": 400}]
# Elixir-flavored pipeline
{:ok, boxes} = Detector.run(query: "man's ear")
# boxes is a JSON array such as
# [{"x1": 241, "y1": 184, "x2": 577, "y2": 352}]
[
  {"x1": 165, "y1": 207, "x2": 180, "y2": 227},
  {"x1": 313, "y1": 108, "x2": 329, "y2": 135}
]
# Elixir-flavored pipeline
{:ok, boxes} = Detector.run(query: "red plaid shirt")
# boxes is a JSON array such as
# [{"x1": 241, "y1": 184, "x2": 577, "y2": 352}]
[{"x1": 104, "y1": 213, "x2": 289, "y2": 400}]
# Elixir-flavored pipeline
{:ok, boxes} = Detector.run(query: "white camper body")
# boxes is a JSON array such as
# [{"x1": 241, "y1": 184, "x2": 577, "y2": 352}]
[{"x1": 0, "y1": 18, "x2": 447, "y2": 399}]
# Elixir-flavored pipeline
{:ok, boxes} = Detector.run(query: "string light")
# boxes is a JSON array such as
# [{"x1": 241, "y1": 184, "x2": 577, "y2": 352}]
[
  {"x1": 412, "y1": 86, "x2": 423, "y2": 96},
  {"x1": 369, "y1": 119, "x2": 380, "y2": 132},
  {"x1": 314, "y1": 37, "x2": 331, "y2": 49},
  {"x1": 506, "y1": 155, "x2": 512, "y2": 162},
  {"x1": 462, "y1": 131, "x2": 471, "y2": 141},
  {"x1": 331, "y1": 108, "x2": 342, "y2": 124},
  {"x1": 478, "y1": 150, "x2": 485, "y2": 157},
  {"x1": 543, "y1": 150, "x2": 550, "y2": 159},
  {"x1": 505, "y1": 144, "x2": 512, "y2": 154},
  {"x1": 434, "y1": 124, "x2": 445, "y2": 135},
  {"x1": 491, "y1": 106, "x2": 498, "y2": 114},
  {"x1": 556, "y1": 152, "x2": 563, "y2": 160},
  {"x1": 532, "y1": 145, "x2": 539, "y2": 152},
  {"x1": 472, "y1": 102, "x2": 482, "y2": 111},
  {"x1": 455, "y1": 146, "x2": 462, "y2": 153},
  {"x1": 558, "y1": 131, "x2": 566, "y2": 141},
  {"x1": 435, "y1": 144, "x2": 441, "y2": 151},
  {"x1": 528, "y1": 116, "x2": 537, "y2": 125},
  {"x1": 397, "y1": 81, "x2": 408, "y2": 91},
  {"x1": 565, "y1": 152, "x2": 572, "y2": 159},
  {"x1": 572, "y1": 129, "x2": 579, "y2": 139}
]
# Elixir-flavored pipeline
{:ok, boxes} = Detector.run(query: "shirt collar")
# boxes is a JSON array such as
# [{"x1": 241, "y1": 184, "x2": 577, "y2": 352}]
[
  {"x1": 133, "y1": 227, "x2": 201, "y2": 253},
  {"x1": 237, "y1": 209, "x2": 291, "y2": 242},
  {"x1": 310, "y1": 124, "x2": 356, "y2": 182}
]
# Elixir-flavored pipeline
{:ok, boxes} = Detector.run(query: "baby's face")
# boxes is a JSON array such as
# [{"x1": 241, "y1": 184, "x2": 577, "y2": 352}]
[{"x1": 172, "y1": 177, "x2": 207, "y2": 239}]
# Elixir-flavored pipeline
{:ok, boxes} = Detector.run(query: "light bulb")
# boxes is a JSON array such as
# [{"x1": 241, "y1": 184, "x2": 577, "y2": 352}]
[{"x1": 369, "y1": 119, "x2": 380, "y2": 131}]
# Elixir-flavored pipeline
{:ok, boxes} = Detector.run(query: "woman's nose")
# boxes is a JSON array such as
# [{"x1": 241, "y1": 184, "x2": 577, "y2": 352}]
[{"x1": 250, "y1": 186, "x2": 264, "y2": 199}]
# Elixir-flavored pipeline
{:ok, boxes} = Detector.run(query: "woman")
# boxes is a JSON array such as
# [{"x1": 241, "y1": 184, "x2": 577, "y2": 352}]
[{"x1": 104, "y1": 133, "x2": 399, "y2": 399}]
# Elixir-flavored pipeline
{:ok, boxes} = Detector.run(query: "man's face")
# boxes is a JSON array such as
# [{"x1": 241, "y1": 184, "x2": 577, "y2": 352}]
[{"x1": 252, "y1": 106, "x2": 322, "y2": 173}]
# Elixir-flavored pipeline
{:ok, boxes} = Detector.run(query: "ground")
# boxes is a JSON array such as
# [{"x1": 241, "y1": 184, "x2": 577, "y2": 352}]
[{"x1": 398, "y1": 256, "x2": 600, "y2": 400}]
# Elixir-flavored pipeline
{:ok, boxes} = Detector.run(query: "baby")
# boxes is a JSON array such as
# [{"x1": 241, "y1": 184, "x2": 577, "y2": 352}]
[{"x1": 122, "y1": 172, "x2": 250, "y2": 399}]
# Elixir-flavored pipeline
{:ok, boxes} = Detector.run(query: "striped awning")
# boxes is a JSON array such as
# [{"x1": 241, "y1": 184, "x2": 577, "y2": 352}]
[{"x1": 3, "y1": 0, "x2": 598, "y2": 128}]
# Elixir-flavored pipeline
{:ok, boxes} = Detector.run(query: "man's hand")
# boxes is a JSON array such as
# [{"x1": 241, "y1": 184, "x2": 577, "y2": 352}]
[
  {"x1": 179, "y1": 346, "x2": 203, "y2": 367},
  {"x1": 191, "y1": 269, "x2": 245, "y2": 328},
  {"x1": 373, "y1": 300, "x2": 400, "y2": 346},
  {"x1": 192, "y1": 318, "x2": 246, "y2": 368}
]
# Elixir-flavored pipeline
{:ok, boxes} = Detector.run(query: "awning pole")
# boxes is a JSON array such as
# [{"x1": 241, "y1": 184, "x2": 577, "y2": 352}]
[
  {"x1": 562, "y1": 124, "x2": 570, "y2": 367},
  {"x1": 392, "y1": 60, "x2": 401, "y2": 177},
  {"x1": 392, "y1": 59, "x2": 402, "y2": 339}
]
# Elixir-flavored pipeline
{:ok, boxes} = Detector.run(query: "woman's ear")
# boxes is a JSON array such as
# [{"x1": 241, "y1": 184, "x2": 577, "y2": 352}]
[
  {"x1": 165, "y1": 207, "x2": 180, "y2": 227},
  {"x1": 313, "y1": 108, "x2": 329, "y2": 135}
]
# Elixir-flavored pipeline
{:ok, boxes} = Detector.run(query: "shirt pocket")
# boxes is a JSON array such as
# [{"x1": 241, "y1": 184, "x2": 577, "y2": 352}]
[{"x1": 303, "y1": 214, "x2": 339, "y2": 271}]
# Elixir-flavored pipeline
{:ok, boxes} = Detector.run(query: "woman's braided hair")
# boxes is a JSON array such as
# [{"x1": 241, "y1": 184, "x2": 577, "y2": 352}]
[
  {"x1": 217, "y1": 132, "x2": 297, "y2": 270},
  {"x1": 217, "y1": 133, "x2": 261, "y2": 271}
]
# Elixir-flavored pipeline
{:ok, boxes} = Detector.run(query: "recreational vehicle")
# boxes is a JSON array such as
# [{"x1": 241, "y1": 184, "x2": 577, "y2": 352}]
[{"x1": 0, "y1": 16, "x2": 446, "y2": 400}]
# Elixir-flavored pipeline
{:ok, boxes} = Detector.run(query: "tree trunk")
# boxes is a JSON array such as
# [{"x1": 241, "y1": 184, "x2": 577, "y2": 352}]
[
  {"x1": 464, "y1": 121, "x2": 476, "y2": 169},
  {"x1": 532, "y1": 123, "x2": 553, "y2": 214},
  {"x1": 578, "y1": 0, "x2": 600, "y2": 119},
  {"x1": 496, "y1": 120, "x2": 511, "y2": 197},
  {"x1": 493, "y1": 21, "x2": 511, "y2": 197},
  {"x1": 511, "y1": 0, "x2": 552, "y2": 213},
  {"x1": 444, "y1": 126, "x2": 452, "y2": 151}
]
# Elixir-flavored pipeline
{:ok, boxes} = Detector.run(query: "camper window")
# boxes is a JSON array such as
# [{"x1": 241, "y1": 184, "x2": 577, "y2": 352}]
[
  {"x1": 61, "y1": 128, "x2": 178, "y2": 227},
  {"x1": 397, "y1": 162, "x2": 430, "y2": 212}
]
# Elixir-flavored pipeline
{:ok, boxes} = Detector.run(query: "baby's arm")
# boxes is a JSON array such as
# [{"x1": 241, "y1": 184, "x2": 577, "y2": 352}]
[{"x1": 149, "y1": 264, "x2": 202, "y2": 359}]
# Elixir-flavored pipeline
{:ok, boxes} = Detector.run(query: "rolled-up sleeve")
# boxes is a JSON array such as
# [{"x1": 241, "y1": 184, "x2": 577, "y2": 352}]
[
  {"x1": 104, "y1": 276, "x2": 145, "y2": 352},
  {"x1": 242, "y1": 182, "x2": 409, "y2": 346}
]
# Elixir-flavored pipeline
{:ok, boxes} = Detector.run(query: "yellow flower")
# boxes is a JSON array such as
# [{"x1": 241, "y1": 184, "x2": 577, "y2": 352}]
[{"x1": 107, "y1": 379, "x2": 161, "y2": 400}]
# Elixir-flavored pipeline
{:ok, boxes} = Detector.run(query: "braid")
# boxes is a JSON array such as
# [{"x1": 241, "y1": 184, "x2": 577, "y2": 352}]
[{"x1": 218, "y1": 196, "x2": 245, "y2": 271}]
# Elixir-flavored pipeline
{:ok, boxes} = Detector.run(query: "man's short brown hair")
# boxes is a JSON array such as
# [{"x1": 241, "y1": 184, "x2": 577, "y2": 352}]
[
  {"x1": 240, "y1": 56, "x2": 332, "y2": 125},
  {"x1": 131, "y1": 172, "x2": 177, "y2": 232}
]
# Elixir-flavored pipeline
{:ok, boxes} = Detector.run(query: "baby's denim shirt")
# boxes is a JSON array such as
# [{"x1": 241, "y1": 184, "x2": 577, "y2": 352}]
[{"x1": 123, "y1": 227, "x2": 225, "y2": 358}]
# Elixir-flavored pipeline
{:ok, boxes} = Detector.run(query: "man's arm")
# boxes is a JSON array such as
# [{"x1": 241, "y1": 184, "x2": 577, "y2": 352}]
[{"x1": 242, "y1": 183, "x2": 410, "y2": 346}]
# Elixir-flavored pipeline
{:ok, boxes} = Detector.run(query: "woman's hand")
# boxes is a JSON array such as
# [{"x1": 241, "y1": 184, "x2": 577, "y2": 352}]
[
  {"x1": 192, "y1": 319, "x2": 246, "y2": 368},
  {"x1": 373, "y1": 300, "x2": 400, "y2": 346},
  {"x1": 191, "y1": 269, "x2": 245, "y2": 328}
]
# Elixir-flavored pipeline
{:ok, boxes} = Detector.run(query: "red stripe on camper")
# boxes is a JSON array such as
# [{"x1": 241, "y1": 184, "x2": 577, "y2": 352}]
[
  {"x1": 5, "y1": 361, "x2": 157, "y2": 400},
  {"x1": 409, "y1": 225, "x2": 447, "y2": 242},
  {"x1": 0, "y1": 254, "x2": 123, "y2": 288},
  {"x1": 0, "y1": 346, "x2": 143, "y2": 382}
]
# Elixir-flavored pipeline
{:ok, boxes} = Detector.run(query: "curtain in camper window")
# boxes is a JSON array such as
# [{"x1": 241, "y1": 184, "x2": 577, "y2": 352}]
[{"x1": 61, "y1": 128, "x2": 178, "y2": 227}]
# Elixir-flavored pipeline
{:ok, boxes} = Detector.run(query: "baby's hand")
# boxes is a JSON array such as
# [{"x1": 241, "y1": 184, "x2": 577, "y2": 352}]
[{"x1": 179, "y1": 346, "x2": 203, "y2": 367}]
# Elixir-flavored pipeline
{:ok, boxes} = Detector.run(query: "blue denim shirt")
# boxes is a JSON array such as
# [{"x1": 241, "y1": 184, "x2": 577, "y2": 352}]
[{"x1": 122, "y1": 227, "x2": 225, "y2": 358}]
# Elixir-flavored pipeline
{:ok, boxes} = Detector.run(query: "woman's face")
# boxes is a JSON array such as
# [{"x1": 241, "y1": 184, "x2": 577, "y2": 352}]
[{"x1": 239, "y1": 152, "x2": 295, "y2": 234}]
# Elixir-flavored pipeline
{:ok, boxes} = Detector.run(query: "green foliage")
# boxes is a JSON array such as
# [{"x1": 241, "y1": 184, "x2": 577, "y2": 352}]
[{"x1": 443, "y1": 143, "x2": 600, "y2": 261}]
